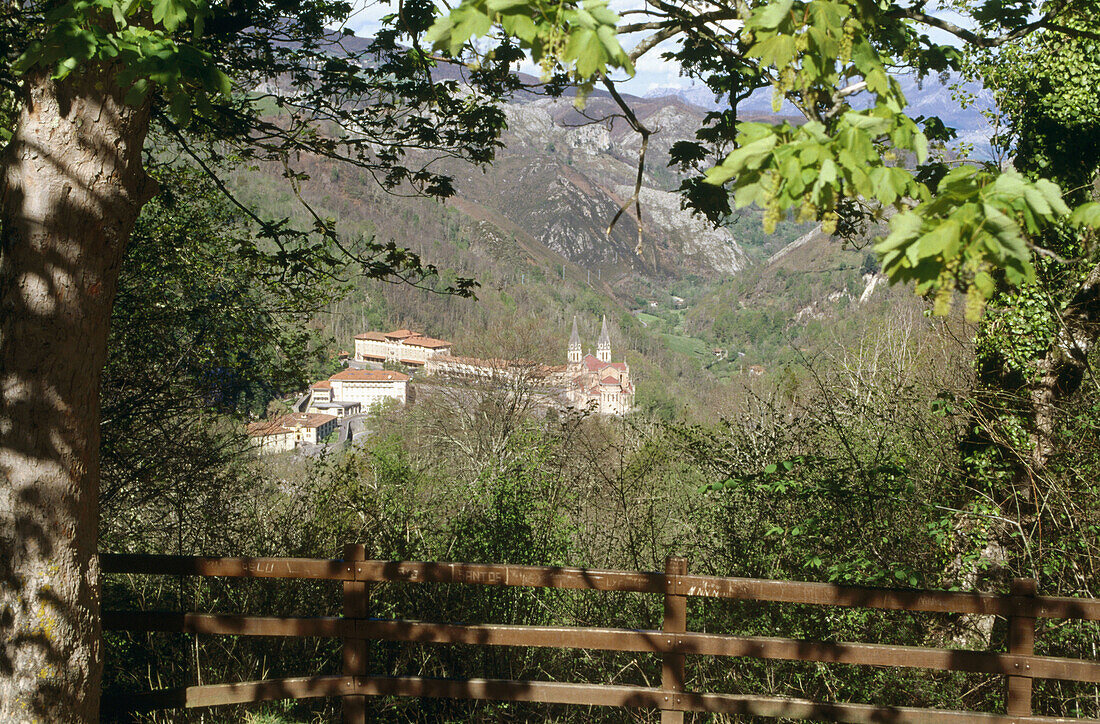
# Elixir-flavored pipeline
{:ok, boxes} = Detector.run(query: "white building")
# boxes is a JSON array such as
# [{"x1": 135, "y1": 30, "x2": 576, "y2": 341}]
[
  {"x1": 353, "y1": 329, "x2": 452, "y2": 367},
  {"x1": 246, "y1": 419, "x2": 298, "y2": 454},
  {"x1": 424, "y1": 354, "x2": 559, "y2": 383},
  {"x1": 305, "y1": 380, "x2": 361, "y2": 418},
  {"x1": 327, "y1": 369, "x2": 409, "y2": 408},
  {"x1": 247, "y1": 412, "x2": 339, "y2": 454}
]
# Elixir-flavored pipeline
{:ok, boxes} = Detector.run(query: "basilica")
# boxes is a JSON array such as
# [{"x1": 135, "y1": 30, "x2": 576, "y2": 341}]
[{"x1": 565, "y1": 316, "x2": 634, "y2": 416}]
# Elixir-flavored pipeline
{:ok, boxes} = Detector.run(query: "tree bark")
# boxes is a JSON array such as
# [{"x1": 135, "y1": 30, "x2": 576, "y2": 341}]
[
  {"x1": 0, "y1": 65, "x2": 154, "y2": 722},
  {"x1": 1028, "y1": 259, "x2": 1100, "y2": 477},
  {"x1": 953, "y1": 260, "x2": 1100, "y2": 646}
]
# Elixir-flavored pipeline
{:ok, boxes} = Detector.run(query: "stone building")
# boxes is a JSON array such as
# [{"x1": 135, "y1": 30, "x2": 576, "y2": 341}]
[
  {"x1": 565, "y1": 316, "x2": 634, "y2": 416},
  {"x1": 353, "y1": 329, "x2": 452, "y2": 367},
  {"x1": 247, "y1": 412, "x2": 339, "y2": 454}
]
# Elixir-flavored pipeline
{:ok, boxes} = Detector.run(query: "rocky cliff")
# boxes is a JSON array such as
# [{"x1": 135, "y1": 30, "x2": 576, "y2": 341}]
[{"x1": 441, "y1": 94, "x2": 749, "y2": 282}]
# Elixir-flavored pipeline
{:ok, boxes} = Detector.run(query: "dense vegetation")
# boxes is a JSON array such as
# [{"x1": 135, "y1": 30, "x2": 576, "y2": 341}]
[
  {"x1": 93, "y1": 149, "x2": 1098, "y2": 723},
  {"x1": 101, "y1": 288, "x2": 1100, "y2": 721},
  {"x1": 3, "y1": 0, "x2": 1100, "y2": 720}
]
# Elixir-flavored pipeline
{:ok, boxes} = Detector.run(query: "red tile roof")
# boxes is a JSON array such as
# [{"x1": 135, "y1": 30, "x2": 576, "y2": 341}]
[
  {"x1": 311, "y1": 380, "x2": 332, "y2": 389},
  {"x1": 356, "y1": 330, "x2": 452, "y2": 349},
  {"x1": 403, "y1": 336, "x2": 452, "y2": 349},
  {"x1": 289, "y1": 412, "x2": 338, "y2": 429},
  {"x1": 330, "y1": 369, "x2": 410, "y2": 382},
  {"x1": 582, "y1": 354, "x2": 607, "y2": 371},
  {"x1": 600, "y1": 376, "x2": 620, "y2": 385},
  {"x1": 246, "y1": 419, "x2": 289, "y2": 437}
]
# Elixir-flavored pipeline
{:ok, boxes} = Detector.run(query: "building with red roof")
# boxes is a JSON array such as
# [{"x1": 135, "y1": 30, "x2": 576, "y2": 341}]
[
  {"x1": 354, "y1": 329, "x2": 453, "y2": 366},
  {"x1": 302, "y1": 368, "x2": 410, "y2": 415},
  {"x1": 247, "y1": 412, "x2": 339, "y2": 454},
  {"x1": 564, "y1": 316, "x2": 634, "y2": 416}
]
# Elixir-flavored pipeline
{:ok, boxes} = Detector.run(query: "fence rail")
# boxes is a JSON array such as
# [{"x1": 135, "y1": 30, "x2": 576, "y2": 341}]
[{"x1": 100, "y1": 549, "x2": 1100, "y2": 723}]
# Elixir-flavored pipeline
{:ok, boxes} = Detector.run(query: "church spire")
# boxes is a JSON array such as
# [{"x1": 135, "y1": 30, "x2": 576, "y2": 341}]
[
  {"x1": 597, "y1": 315, "x2": 611, "y2": 363},
  {"x1": 568, "y1": 315, "x2": 582, "y2": 364}
]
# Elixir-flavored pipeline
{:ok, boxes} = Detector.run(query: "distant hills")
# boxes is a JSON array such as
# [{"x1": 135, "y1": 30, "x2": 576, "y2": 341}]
[
  {"x1": 232, "y1": 38, "x2": 936, "y2": 405},
  {"x1": 645, "y1": 73, "x2": 996, "y2": 154},
  {"x1": 441, "y1": 93, "x2": 756, "y2": 280}
]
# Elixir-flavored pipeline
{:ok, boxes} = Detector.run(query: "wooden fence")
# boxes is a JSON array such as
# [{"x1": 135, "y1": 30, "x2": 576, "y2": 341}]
[{"x1": 101, "y1": 546, "x2": 1100, "y2": 723}]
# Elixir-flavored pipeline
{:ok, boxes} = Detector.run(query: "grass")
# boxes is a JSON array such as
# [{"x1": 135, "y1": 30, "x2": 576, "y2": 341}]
[{"x1": 663, "y1": 333, "x2": 709, "y2": 358}]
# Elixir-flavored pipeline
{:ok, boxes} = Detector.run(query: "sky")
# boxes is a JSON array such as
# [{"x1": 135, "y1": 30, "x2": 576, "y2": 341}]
[
  {"x1": 342, "y1": 0, "x2": 972, "y2": 97},
  {"x1": 342, "y1": 0, "x2": 713, "y2": 95}
]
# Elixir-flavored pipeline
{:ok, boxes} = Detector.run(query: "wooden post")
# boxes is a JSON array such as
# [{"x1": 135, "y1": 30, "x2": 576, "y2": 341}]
[
  {"x1": 1006, "y1": 577, "x2": 1037, "y2": 716},
  {"x1": 342, "y1": 544, "x2": 368, "y2": 724},
  {"x1": 661, "y1": 556, "x2": 688, "y2": 724}
]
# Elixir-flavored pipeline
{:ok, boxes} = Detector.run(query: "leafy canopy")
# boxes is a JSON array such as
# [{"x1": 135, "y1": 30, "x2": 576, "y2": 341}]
[
  {"x1": 3, "y1": 0, "x2": 519, "y2": 295},
  {"x1": 425, "y1": 0, "x2": 632, "y2": 98},
  {"x1": 425, "y1": 0, "x2": 1100, "y2": 317}
]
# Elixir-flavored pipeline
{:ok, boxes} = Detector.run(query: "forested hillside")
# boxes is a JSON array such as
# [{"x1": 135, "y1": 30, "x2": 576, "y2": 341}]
[
  {"x1": 5, "y1": 0, "x2": 1100, "y2": 721},
  {"x1": 97, "y1": 77, "x2": 1100, "y2": 724},
  {"x1": 223, "y1": 87, "x2": 913, "y2": 418}
]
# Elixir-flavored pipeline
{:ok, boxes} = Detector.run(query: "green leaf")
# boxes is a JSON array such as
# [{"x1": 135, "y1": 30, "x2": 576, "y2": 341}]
[
  {"x1": 584, "y1": 0, "x2": 620, "y2": 26},
  {"x1": 991, "y1": 171, "x2": 1027, "y2": 199},
  {"x1": 981, "y1": 202, "x2": 1025, "y2": 255},
  {"x1": 750, "y1": 34, "x2": 796, "y2": 67},
  {"x1": 501, "y1": 14, "x2": 537, "y2": 42},
  {"x1": 124, "y1": 78, "x2": 149, "y2": 105},
  {"x1": 753, "y1": 0, "x2": 795, "y2": 30},
  {"x1": 723, "y1": 133, "x2": 780, "y2": 173},
  {"x1": 169, "y1": 91, "x2": 192, "y2": 126},
  {"x1": 486, "y1": 0, "x2": 530, "y2": 12},
  {"x1": 915, "y1": 219, "x2": 959, "y2": 259},
  {"x1": 973, "y1": 270, "x2": 995, "y2": 296},
  {"x1": 913, "y1": 131, "x2": 928, "y2": 164},
  {"x1": 112, "y1": 1, "x2": 127, "y2": 28},
  {"x1": 1033, "y1": 178, "x2": 1069, "y2": 216},
  {"x1": 1070, "y1": 201, "x2": 1100, "y2": 227},
  {"x1": 869, "y1": 167, "x2": 897, "y2": 205},
  {"x1": 1021, "y1": 183, "x2": 1051, "y2": 218},
  {"x1": 565, "y1": 26, "x2": 603, "y2": 78},
  {"x1": 875, "y1": 211, "x2": 921, "y2": 256}
]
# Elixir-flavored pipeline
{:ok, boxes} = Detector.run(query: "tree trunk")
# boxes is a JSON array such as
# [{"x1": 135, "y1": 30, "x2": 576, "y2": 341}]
[
  {"x1": 0, "y1": 66, "x2": 154, "y2": 722},
  {"x1": 1028, "y1": 260, "x2": 1100, "y2": 478},
  {"x1": 952, "y1": 260, "x2": 1100, "y2": 646}
]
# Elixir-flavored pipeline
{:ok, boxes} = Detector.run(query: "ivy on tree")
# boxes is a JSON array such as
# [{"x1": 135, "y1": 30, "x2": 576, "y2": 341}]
[{"x1": 0, "y1": 0, "x2": 512, "y2": 719}]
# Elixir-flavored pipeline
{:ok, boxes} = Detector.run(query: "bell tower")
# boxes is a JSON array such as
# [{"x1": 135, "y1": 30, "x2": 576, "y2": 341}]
[
  {"x1": 597, "y1": 316, "x2": 611, "y2": 363},
  {"x1": 568, "y1": 316, "x2": 582, "y2": 364}
]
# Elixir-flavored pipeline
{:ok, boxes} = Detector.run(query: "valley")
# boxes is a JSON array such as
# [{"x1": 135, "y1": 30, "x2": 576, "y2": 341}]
[
  {"x1": 8, "y1": 2, "x2": 1100, "y2": 722},
  {"x1": 227, "y1": 81, "x2": 920, "y2": 421}
]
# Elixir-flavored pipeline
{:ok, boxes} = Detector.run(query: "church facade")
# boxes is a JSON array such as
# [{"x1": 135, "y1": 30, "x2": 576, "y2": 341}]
[{"x1": 565, "y1": 316, "x2": 634, "y2": 416}]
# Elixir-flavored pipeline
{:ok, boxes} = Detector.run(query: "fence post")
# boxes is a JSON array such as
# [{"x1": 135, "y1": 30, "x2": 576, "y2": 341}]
[
  {"x1": 661, "y1": 556, "x2": 688, "y2": 724},
  {"x1": 342, "y1": 543, "x2": 368, "y2": 724},
  {"x1": 1006, "y1": 577, "x2": 1037, "y2": 716}
]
